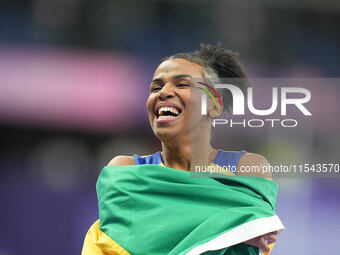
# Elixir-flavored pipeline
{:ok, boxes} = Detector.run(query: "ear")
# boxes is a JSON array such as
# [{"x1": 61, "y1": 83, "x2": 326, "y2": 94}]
[{"x1": 207, "y1": 97, "x2": 223, "y2": 118}]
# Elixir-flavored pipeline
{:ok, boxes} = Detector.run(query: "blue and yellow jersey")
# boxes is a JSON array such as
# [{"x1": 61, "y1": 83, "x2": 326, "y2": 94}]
[{"x1": 133, "y1": 150, "x2": 246, "y2": 175}]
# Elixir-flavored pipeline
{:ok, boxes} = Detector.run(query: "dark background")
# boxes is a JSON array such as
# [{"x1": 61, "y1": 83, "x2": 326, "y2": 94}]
[{"x1": 1, "y1": 1, "x2": 340, "y2": 254}]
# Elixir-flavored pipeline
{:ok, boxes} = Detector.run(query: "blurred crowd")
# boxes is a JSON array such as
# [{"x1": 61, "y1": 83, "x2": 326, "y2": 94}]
[{"x1": 0, "y1": 1, "x2": 340, "y2": 254}]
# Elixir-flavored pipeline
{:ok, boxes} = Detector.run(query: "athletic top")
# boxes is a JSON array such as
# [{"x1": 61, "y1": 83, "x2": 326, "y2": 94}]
[{"x1": 133, "y1": 150, "x2": 246, "y2": 175}]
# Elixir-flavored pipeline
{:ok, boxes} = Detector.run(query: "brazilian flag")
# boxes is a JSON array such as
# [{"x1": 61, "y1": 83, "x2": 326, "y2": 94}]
[{"x1": 82, "y1": 165, "x2": 284, "y2": 254}]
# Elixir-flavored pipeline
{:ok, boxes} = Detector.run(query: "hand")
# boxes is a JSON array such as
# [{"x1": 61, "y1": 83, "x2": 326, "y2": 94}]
[{"x1": 243, "y1": 231, "x2": 278, "y2": 253}]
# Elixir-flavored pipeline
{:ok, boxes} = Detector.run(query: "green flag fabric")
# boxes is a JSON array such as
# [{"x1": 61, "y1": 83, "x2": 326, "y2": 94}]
[{"x1": 97, "y1": 164, "x2": 284, "y2": 255}]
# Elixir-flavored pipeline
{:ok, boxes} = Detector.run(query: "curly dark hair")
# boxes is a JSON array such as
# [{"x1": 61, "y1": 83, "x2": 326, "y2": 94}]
[{"x1": 163, "y1": 44, "x2": 249, "y2": 113}]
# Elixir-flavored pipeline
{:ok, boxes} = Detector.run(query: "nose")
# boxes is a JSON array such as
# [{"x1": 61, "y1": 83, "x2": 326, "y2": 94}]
[{"x1": 158, "y1": 82, "x2": 175, "y2": 100}]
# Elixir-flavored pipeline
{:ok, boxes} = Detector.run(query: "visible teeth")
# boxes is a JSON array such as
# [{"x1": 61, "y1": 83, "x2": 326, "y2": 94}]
[
  {"x1": 158, "y1": 106, "x2": 179, "y2": 116},
  {"x1": 158, "y1": 115, "x2": 177, "y2": 120}
]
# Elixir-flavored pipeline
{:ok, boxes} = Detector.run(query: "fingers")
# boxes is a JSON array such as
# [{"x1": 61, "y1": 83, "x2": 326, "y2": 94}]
[
  {"x1": 263, "y1": 232, "x2": 278, "y2": 244},
  {"x1": 258, "y1": 237, "x2": 271, "y2": 253},
  {"x1": 243, "y1": 232, "x2": 279, "y2": 253},
  {"x1": 262, "y1": 243, "x2": 275, "y2": 255}
]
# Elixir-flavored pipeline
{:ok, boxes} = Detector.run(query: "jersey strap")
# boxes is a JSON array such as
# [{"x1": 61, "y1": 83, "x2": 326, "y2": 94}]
[
  {"x1": 213, "y1": 150, "x2": 246, "y2": 172},
  {"x1": 134, "y1": 150, "x2": 246, "y2": 171},
  {"x1": 133, "y1": 152, "x2": 162, "y2": 165}
]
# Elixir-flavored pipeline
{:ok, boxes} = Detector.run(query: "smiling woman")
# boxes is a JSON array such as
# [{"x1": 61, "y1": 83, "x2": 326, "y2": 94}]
[{"x1": 81, "y1": 44, "x2": 284, "y2": 255}]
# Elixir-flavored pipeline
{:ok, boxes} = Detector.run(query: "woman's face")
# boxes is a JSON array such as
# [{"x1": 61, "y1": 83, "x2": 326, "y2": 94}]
[{"x1": 146, "y1": 58, "x2": 208, "y2": 141}]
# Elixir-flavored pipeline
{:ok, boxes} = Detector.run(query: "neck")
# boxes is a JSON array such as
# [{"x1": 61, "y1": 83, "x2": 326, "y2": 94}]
[{"x1": 160, "y1": 123, "x2": 216, "y2": 171}]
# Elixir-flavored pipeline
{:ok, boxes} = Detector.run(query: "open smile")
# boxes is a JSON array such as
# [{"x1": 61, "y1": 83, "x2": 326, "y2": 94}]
[{"x1": 154, "y1": 103, "x2": 183, "y2": 124}]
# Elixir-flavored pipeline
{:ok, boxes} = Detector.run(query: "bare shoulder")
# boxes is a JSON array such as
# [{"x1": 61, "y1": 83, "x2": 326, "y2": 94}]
[
  {"x1": 107, "y1": 155, "x2": 136, "y2": 166},
  {"x1": 237, "y1": 152, "x2": 272, "y2": 180}
]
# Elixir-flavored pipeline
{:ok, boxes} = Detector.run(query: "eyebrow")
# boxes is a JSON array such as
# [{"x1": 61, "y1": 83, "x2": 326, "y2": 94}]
[{"x1": 151, "y1": 74, "x2": 193, "y2": 83}]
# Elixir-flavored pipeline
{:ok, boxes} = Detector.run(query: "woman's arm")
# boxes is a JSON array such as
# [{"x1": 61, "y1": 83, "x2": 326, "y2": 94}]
[
  {"x1": 237, "y1": 152, "x2": 277, "y2": 253},
  {"x1": 82, "y1": 155, "x2": 135, "y2": 255}
]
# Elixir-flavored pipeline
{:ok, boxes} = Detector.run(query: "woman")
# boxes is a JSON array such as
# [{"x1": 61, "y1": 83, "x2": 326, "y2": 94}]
[{"x1": 82, "y1": 45, "x2": 284, "y2": 255}]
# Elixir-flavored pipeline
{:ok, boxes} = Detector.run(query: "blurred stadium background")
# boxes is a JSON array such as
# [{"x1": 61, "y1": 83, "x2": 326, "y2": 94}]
[{"x1": 0, "y1": 0, "x2": 340, "y2": 254}]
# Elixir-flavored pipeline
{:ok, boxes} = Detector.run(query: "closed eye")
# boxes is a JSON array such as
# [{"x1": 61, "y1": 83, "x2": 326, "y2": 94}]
[
  {"x1": 150, "y1": 86, "x2": 162, "y2": 93},
  {"x1": 177, "y1": 83, "x2": 190, "y2": 88}
]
